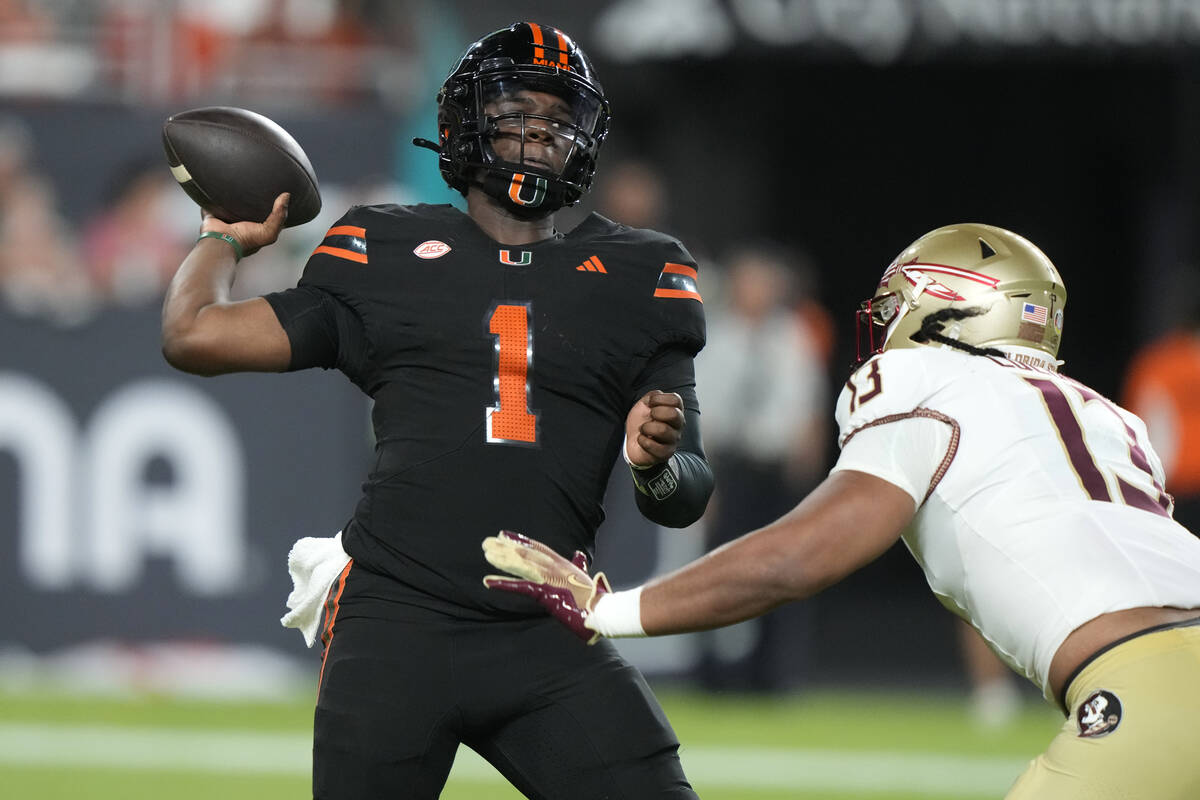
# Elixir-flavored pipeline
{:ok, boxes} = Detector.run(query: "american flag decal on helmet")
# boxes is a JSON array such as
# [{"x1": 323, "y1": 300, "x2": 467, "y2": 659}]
[
  {"x1": 313, "y1": 225, "x2": 368, "y2": 264},
  {"x1": 1021, "y1": 302, "x2": 1049, "y2": 325},
  {"x1": 653, "y1": 262, "x2": 702, "y2": 302}
]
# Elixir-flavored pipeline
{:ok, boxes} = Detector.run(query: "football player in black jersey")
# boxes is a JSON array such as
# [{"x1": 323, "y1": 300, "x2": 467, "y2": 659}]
[{"x1": 161, "y1": 22, "x2": 712, "y2": 800}]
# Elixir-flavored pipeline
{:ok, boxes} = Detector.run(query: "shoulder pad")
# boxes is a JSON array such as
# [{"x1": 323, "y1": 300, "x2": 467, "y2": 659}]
[
  {"x1": 300, "y1": 205, "x2": 369, "y2": 277},
  {"x1": 574, "y1": 216, "x2": 706, "y2": 354},
  {"x1": 643, "y1": 236, "x2": 706, "y2": 355},
  {"x1": 297, "y1": 205, "x2": 432, "y2": 294},
  {"x1": 296, "y1": 205, "x2": 389, "y2": 300},
  {"x1": 835, "y1": 349, "x2": 952, "y2": 445},
  {"x1": 574, "y1": 213, "x2": 682, "y2": 251}
]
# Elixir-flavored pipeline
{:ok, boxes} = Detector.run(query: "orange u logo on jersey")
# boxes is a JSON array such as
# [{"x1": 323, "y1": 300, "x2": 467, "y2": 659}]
[
  {"x1": 508, "y1": 173, "x2": 548, "y2": 207},
  {"x1": 499, "y1": 249, "x2": 532, "y2": 266}
]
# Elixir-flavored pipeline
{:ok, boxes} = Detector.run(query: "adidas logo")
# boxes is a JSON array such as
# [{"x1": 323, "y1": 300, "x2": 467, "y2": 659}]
[{"x1": 576, "y1": 256, "x2": 607, "y2": 273}]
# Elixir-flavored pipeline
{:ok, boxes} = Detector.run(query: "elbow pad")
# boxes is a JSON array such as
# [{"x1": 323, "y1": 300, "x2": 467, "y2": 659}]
[{"x1": 630, "y1": 449, "x2": 714, "y2": 528}]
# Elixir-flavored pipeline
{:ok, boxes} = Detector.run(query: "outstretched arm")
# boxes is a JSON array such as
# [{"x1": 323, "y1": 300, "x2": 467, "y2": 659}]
[
  {"x1": 161, "y1": 193, "x2": 292, "y2": 375},
  {"x1": 637, "y1": 470, "x2": 913, "y2": 634},
  {"x1": 483, "y1": 469, "x2": 914, "y2": 640}
]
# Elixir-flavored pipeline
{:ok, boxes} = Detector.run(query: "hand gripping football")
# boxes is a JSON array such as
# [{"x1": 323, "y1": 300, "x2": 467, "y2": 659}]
[{"x1": 162, "y1": 106, "x2": 322, "y2": 227}]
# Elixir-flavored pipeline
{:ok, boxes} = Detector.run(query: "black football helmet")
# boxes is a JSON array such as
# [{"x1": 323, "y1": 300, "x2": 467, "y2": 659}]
[{"x1": 416, "y1": 22, "x2": 610, "y2": 216}]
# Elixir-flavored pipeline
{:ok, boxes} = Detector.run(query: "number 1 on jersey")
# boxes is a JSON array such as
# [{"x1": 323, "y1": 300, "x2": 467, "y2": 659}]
[{"x1": 486, "y1": 303, "x2": 539, "y2": 445}]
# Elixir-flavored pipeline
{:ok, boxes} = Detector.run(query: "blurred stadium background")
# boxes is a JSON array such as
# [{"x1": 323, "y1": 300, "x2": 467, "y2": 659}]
[{"x1": 2, "y1": 1, "x2": 1199, "y2": 797}]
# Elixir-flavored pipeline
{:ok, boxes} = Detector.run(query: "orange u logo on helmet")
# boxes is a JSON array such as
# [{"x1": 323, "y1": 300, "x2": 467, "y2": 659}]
[{"x1": 508, "y1": 173, "x2": 548, "y2": 207}]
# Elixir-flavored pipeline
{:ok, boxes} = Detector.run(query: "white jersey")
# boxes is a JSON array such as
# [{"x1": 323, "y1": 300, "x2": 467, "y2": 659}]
[{"x1": 832, "y1": 347, "x2": 1200, "y2": 699}]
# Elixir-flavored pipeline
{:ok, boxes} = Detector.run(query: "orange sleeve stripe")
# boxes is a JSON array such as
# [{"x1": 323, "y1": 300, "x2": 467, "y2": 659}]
[
  {"x1": 314, "y1": 245, "x2": 368, "y2": 263},
  {"x1": 326, "y1": 225, "x2": 365, "y2": 238},
  {"x1": 654, "y1": 288, "x2": 703, "y2": 302},
  {"x1": 663, "y1": 262, "x2": 698, "y2": 280}
]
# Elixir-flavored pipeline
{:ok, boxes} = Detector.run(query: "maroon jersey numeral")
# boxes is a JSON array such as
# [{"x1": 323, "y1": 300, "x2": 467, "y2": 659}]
[
  {"x1": 1022, "y1": 376, "x2": 1170, "y2": 516},
  {"x1": 486, "y1": 303, "x2": 538, "y2": 445},
  {"x1": 846, "y1": 360, "x2": 883, "y2": 414}
]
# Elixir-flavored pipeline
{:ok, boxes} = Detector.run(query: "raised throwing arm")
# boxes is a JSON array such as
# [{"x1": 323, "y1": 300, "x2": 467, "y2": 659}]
[{"x1": 161, "y1": 193, "x2": 293, "y2": 376}]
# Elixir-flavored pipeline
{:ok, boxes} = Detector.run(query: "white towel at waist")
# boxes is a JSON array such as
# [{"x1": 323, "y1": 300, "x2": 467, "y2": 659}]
[{"x1": 280, "y1": 532, "x2": 351, "y2": 647}]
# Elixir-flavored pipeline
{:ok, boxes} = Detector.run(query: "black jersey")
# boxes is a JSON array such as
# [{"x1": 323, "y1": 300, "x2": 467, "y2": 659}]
[{"x1": 266, "y1": 204, "x2": 705, "y2": 618}]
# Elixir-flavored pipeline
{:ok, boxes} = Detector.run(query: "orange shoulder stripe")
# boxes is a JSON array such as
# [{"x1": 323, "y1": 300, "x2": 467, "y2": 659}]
[
  {"x1": 654, "y1": 288, "x2": 703, "y2": 302},
  {"x1": 314, "y1": 245, "x2": 368, "y2": 264},
  {"x1": 326, "y1": 225, "x2": 365, "y2": 238},
  {"x1": 662, "y1": 262, "x2": 698, "y2": 280}
]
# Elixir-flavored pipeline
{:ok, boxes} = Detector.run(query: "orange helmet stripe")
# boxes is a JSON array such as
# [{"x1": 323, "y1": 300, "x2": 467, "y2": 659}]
[
  {"x1": 554, "y1": 29, "x2": 569, "y2": 66},
  {"x1": 528, "y1": 22, "x2": 546, "y2": 61}
]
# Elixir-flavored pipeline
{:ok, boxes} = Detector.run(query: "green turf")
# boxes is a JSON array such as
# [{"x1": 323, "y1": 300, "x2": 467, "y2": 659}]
[
  {"x1": 0, "y1": 684, "x2": 1062, "y2": 799},
  {"x1": 0, "y1": 687, "x2": 315, "y2": 730},
  {"x1": 658, "y1": 688, "x2": 1060, "y2": 756},
  {"x1": 0, "y1": 766, "x2": 970, "y2": 800},
  {"x1": 1, "y1": 765, "x2": 312, "y2": 800}
]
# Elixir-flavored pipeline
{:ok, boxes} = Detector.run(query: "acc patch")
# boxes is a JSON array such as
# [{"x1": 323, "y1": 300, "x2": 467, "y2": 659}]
[
  {"x1": 1076, "y1": 689, "x2": 1123, "y2": 738},
  {"x1": 413, "y1": 240, "x2": 451, "y2": 259}
]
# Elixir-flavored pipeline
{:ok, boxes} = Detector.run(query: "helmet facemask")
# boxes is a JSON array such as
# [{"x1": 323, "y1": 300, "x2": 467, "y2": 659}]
[
  {"x1": 470, "y1": 74, "x2": 606, "y2": 216},
  {"x1": 429, "y1": 23, "x2": 611, "y2": 218},
  {"x1": 855, "y1": 290, "x2": 901, "y2": 361}
]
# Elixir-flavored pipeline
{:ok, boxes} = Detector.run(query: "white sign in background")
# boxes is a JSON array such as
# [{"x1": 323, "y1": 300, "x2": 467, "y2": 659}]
[{"x1": 0, "y1": 372, "x2": 245, "y2": 595}]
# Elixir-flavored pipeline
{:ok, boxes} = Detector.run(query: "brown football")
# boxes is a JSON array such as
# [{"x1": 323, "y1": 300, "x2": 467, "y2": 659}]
[{"x1": 162, "y1": 106, "x2": 321, "y2": 227}]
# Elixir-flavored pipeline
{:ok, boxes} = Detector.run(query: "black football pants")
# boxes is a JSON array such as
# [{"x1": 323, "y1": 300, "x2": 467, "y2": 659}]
[{"x1": 311, "y1": 565, "x2": 698, "y2": 799}]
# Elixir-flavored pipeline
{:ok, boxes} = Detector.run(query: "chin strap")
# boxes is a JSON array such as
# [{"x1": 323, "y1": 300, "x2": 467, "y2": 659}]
[
  {"x1": 411, "y1": 136, "x2": 573, "y2": 215},
  {"x1": 479, "y1": 168, "x2": 569, "y2": 217}
]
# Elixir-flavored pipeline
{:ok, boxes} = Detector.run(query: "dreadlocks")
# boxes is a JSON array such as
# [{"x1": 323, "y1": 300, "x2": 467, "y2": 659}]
[{"x1": 910, "y1": 308, "x2": 1005, "y2": 358}]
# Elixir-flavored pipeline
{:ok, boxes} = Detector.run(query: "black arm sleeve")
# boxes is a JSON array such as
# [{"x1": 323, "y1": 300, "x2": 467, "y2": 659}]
[
  {"x1": 628, "y1": 345, "x2": 714, "y2": 528},
  {"x1": 263, "y1": 286, "x2": 368, "y2": 379},
  {"x1": 631, "y1": 407, "x2": 715, "y2": 528}
]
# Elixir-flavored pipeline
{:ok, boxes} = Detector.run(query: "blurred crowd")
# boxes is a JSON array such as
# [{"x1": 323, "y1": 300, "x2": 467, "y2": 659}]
[
  {"x1": 0, "y1": 111, "x2": 405, "y2": 326},
  {"x1": 0, "y1": 0, "x2": 443, "y2": 325},
  {"x1": 0, "y1": 113, "x2": 96, "y2": 325},
  {"x1": 0, "y1": 0, "x2": 417, "y2": 107},
  {"x1": 1122, "y1": 284, "x2": 1200, "y2": 536},
  {"x1": 592, "y1": 156, "x2": 835, "y2": 694}
]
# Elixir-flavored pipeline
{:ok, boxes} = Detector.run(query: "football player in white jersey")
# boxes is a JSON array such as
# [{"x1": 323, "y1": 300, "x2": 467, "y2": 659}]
[{"x1": 481, "y1": 223, "x2": 1200, "y2": 799}]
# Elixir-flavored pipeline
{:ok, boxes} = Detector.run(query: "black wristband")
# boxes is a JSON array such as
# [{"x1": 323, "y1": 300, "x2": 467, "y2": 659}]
[{"x1": 629, "y1": 457, "x2": 680, "y2": 501}]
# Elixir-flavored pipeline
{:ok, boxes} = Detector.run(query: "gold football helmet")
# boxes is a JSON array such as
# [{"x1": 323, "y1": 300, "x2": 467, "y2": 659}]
[{"x1": 857, "y1": 223, "x2": 1067, "y2": 368}]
